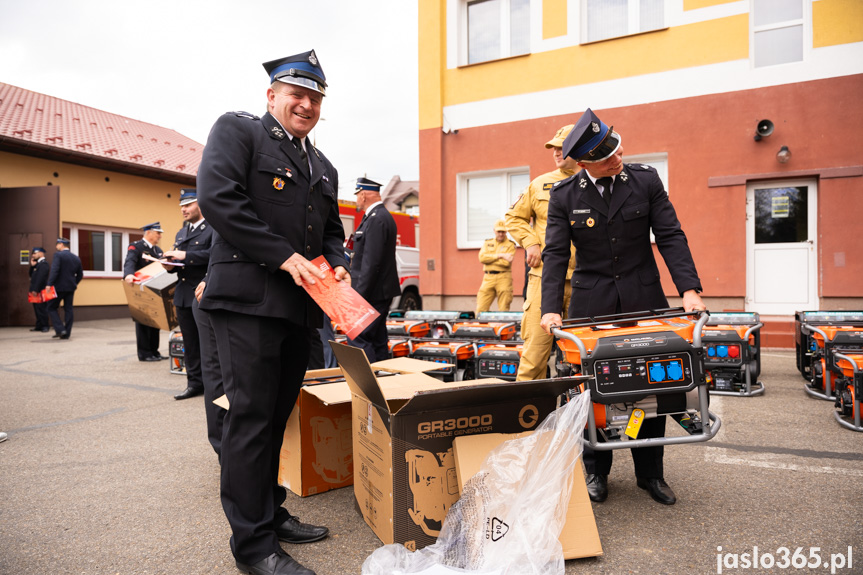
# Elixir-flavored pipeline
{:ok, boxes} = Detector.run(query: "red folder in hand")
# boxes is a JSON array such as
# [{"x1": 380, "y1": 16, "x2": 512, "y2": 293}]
[
  {"x1": 302, "y1": 256, "x2": 379, "y2": 340},
  {"x1": 28, "y1": 292, "x2": 43, "y2": 303},
  {"x1": 41, "y1": 286, "x2": 57, "y2": 302}
]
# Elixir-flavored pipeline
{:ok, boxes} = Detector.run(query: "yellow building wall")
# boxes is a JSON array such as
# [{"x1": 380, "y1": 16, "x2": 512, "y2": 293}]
[
  {"x1": 813, "y1": 0, "x2": 863, "y2": 47},
  {"x1": 440, "y1": 14, "x2": 749, "y2": 107},
  {"x1": 419, "y1": 0, "x2": 446, "y2": 131},
  {"x1": 0, "y1": 151, "x2": 187, "y2": 306}
]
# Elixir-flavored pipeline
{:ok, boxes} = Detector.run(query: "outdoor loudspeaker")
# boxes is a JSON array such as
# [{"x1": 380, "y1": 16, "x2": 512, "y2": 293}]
[{"x1": 754, "y1": 119, "x2": 774, "y2": 141}]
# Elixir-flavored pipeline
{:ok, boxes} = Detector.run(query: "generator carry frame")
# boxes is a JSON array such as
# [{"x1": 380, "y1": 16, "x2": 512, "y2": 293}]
[{"x1": 552, "y1": 307, "x2": 721, "y2": 451}]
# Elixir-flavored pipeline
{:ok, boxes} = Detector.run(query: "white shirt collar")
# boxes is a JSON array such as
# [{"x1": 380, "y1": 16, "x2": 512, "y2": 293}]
[
  {"x1": 584, "y1": 171, "x2": 616, "y2": 195},
  {"x1": 189, "y1": 217, "x2": 205, "y2": 232},
  {"x1": 364, "y1": 201, "x2": 384, "y2": 214},
  {"x1": 143, "y1": 238, "x2": 154, "y2": 249}
]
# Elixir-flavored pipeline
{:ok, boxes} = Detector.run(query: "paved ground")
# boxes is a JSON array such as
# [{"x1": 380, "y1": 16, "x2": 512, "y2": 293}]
[{"x1": 1, "y1": 319, "x2": 861, "y2": 575}]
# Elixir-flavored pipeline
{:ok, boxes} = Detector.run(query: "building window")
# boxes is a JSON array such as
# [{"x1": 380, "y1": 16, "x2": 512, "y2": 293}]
[
  {"x1": 752, "y1": 0, "x2": 804, "y2": 68},
  {"x1": 63, "y1": 224, "x2": 144, "y2": 278},
  {"x1": 458, "y1": 168, "x2": 530, "y2": 248},
  {"x1": 581, "y1": 0, "x2": 664, "y2": 44},
  {"x1": 467, "y1": 0, "x2": 531, "y2": 65}
]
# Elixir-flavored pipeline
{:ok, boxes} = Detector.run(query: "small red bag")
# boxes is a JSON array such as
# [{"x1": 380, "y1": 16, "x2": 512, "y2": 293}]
[{"x1": 28, "y1": 292, "x2": 43, "y2": 303}]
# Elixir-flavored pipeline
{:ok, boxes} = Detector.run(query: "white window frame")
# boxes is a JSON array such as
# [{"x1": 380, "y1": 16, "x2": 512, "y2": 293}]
[
  {"x1": 750, "y1": 0, "x2": 809, "y2": 69},
  {"x1": 457, "y1": 167, "x2": 530, "y2": 249},
  {"x1": 458, "y1": 0, "x2": 531, "y2": 66},
  {"x1": 64, "y1": 223, "x2": 143, "y2": 279},
  {"x1": 580, "y1": 0, "x2": 667, "y2": 45},
  {"x1": 624, "y1": 153, "x2": 668, "y2": 244}
]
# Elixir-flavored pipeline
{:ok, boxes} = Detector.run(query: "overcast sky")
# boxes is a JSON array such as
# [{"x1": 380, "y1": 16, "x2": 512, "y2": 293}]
[{"x1": 0, "y1": 0, "x2": 420, "y2": 198}]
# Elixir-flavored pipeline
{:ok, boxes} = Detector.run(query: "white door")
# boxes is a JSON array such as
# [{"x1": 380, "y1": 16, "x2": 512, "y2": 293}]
[{"x1": 746, "y1": 180, "x2": 818, "y2": 315}]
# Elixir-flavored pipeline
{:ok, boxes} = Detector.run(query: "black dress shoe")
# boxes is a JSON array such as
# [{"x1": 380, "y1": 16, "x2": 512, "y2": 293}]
[
  {"x1": 52, "y1": 331, "x2": 68, "y2": 339},
  {"x1": 156, "y1": 354, "x2": 170, "y2": 361},
  {"x1": 585, "y1": 473, "x2": 608, "y2": 503},
  {"x1": 30, "y1": 327, "x2": 43, "y2": 332},
  {"x1": 174, "y1": 386, "x2": 204, "y2": 400},
  {"x1": 59, "y1": 333, "x2": 70, "y2": 340},
  {"x1": 236, "y1": 550, "x2": 316, "y2": 575},
  {"x1": 139, "y1": 356, "x2": 161, "y2": 362},
  {"x1": 637, "y1": 477, "x2": 677, "y2": 505},
  {"x1": 41, "y1": 328, "x2": 50, "y2": 332},
  {"x1": 275, "y1": 515, "x2": 329, "y2": 544}
]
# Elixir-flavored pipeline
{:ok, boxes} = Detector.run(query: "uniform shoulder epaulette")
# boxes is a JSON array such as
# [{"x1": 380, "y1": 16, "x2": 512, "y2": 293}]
[
  {"x1": 551, "y1": 174, "x2": 577, "y2": 189},
  {"x1": 627, "y1": 163, "x2": 655, "y2": 172},
  {"x1": 229, "y1": 111, "x2": 260, "y2": 120}
]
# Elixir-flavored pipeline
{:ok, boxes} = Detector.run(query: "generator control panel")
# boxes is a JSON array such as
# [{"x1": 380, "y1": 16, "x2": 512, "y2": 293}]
[{"x1": 591, "y1": 351, "x2": 696, "y2": 401}]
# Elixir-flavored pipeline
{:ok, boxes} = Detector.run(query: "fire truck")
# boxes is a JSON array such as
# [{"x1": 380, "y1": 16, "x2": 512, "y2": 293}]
[{"x1": 339, "y1": 199, "x2": 421, "y2": 311}]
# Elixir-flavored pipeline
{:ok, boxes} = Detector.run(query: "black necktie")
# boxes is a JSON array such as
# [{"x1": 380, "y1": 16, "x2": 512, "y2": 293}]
[
  {"x1": 292, "y1": 137, "x2": 307, "y2": 164},
  {"x1": 597, "y1": 177, "x2": 613, "y2": 206}
]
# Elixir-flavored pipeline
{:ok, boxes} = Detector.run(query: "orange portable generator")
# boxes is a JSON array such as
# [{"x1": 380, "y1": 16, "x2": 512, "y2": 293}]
[
  {"x1": 552, "y1": 308, "x2": 720, "y2": 451},
  {"x1": 832, "y1": 351, "x2": 863, "y2": 432},
  {"x1": 407, "y1": 339, "x2": 477, "y2": 382},
  {"x1": 169, "y1": 329, "x2": 185, "y2": 375},
  {"x1": 450, "y1": 319, "x2": 517, "y2": 341},
  {"x1": 703, "y1": 312, "x2": 764, "y2": 397},
  {"x1": 799, "y1": 311, "x2": 863, "y2": 401},
  {"x1": 475, "y1": 341, "x2": 523, "y2": 381}
]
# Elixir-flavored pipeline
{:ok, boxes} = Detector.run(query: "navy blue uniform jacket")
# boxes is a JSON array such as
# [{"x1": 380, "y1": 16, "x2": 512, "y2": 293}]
[
  {"x1": 351, "y1": 204, "x2": 400, "y2": 302},
  {"x1": 29, "y1": 259, "x2": 50, "y2": 292},
  {"x1": 196, "y1": 111, "x2": 346, "y2": 327},
  {"x1": 541, "y1": 163, "x2": 701, "y2": 318},
  {"x1": 124, "y1": 239, "x2": 164, "y2": 276},
  {"x1": 166, "y1": 221, "x2": 213, "y2": 307},
  {"x1": 47, "y1": 250, "x2": 83, "y2": 292}
]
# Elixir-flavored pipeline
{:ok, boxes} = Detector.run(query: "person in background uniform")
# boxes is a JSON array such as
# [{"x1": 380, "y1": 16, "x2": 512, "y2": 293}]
[
  {"x1": 124, "y1": 223, "x2": 167, "y2": 362},
  {"x1": 163, "y1": 189, "x2": 213, "y2": 400},
  {"x1": 197, "y1": 50, "x2": 346, "y2": 575},
  {"x1": 505, "y1": 125, "x2": 579, "y2": 381},
  {"x1": 475, "y1": 220, "x2": 516, "y2": 314},
  {"x1": 46, "y1": 238, "x2": 83, "y2": 340},
  {"x1": 346, "y1": 177, "x2": 400, "y2": 363},
  {"x1": 540, "y1": 108, "x2": 705, "y2": 506},
  {"x1": 28, "y1": 247, "x2": 50, "y2": 332}
]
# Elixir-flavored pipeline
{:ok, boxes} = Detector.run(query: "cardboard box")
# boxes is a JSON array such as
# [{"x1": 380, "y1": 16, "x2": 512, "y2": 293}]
[
  {"x1": 278, "y1": 368, "x2": 354, "y2": 497},
  {"x1": 331, "y1": 342, "x2": 584, "y2": 551},
  {"x1": 453, "y1": 432, "x2": 603, "y2": 560},
  {"x1": 122, "y1": 261, "x2": 178, "y2": 331}
]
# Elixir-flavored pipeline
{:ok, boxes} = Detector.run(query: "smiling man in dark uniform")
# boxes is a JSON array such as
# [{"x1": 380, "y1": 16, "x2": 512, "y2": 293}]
[
  {"x1": 540, "y1": 108, "x2": 705, "y2": 507},
  {"x1": 346, "y1": 177, "x2": 400, "y2": 362},
  {"x1": 197, "y1": 50, "x2": 347, "y2": 575},
  {"x1": 124, "y1": 222, "x2": 167, "y2": 361},
  {"x1": 163, "y1": 189, "x2": 213, "y2": 400}
]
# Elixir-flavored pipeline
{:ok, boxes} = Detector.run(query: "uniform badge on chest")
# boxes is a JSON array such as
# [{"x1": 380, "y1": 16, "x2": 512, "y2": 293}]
[
  {"x1": 273, "y1": 177, "x2": 285, "y2": 190},
  {"x1": 587, "y1": 217, "x2": 595, "y2": 227}
]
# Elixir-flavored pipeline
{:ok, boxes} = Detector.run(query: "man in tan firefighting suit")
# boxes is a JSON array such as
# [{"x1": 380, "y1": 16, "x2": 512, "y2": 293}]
[
  {"x1": 476, "y1": 220, "x2": 516, "y2": 314},
  {"x1": 505, "y1": 124, "x2": 578, "y2": 381}
]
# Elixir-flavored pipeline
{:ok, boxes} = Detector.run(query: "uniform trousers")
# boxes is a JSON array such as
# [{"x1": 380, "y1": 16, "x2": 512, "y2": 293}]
[
  {"x1": 194, "y1": 301, "x2": 225, "y2": 459},
  {"x1": 208, "y1": 309, "x2": 310, "y2": 565},
  {"x1": 515, "y1": 274, "x2": 572, "y2": 381},
  {"x1": 47, "y1": 291, "x2": 75, "y2": 335},
  {"x1": 135, "y1": 321, "x2": 160, "y2": 359},
  {"x1": 32, "y1": 301, "x2": 49, "y2": 330},
  {"x1": 176, "y1": 305, "x2": 203, "y2": 391},
  {"x1": 348, "y1": 298, "x2": 393, "y2": 363},
  {"x1": 475, "y1": 271, "x2": 513, "y2": 314}
]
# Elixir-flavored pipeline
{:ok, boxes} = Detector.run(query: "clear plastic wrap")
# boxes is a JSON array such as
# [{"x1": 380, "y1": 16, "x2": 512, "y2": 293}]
[{"x1": 362, "y1": 390, "x2": 591, "y2": 575}]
